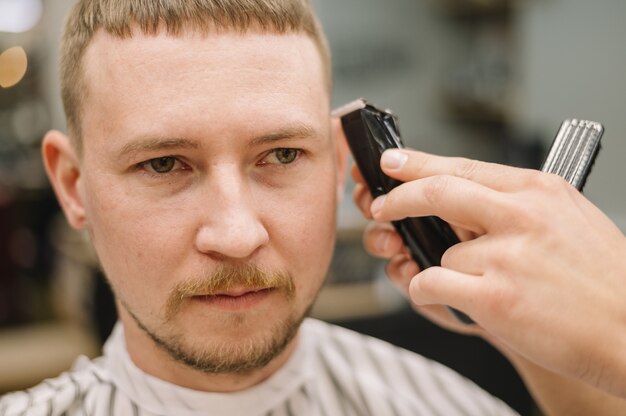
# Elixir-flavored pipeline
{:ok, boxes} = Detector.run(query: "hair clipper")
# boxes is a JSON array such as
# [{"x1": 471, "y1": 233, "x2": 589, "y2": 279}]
[{"x1": 334, "y1": 98, "x2": 603, "y2": 325}]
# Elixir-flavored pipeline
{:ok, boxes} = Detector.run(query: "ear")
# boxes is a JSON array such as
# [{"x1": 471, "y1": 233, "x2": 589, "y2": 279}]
[
  {"x1": 332, "y1": 116, "x2": 350, "y2": 202},
  {"x1": 42, "y1": 130, "x2": 86, "y2": 229}
]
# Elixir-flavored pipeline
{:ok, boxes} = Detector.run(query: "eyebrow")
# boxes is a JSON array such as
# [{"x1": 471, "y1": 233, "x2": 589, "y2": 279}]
[
  {"x1": 249, "y1": 124, "x2": 321, "y2": 146},
  {"x1": 118, "y1": 137, "x2": 200, "y2": 159},
  {"x1": 117, "y1": 123, "x2": 321, "y2": 159}
]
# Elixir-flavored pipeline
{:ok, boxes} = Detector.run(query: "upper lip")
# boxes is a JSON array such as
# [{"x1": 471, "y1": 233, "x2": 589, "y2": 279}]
[{"x1": 196, "y1": 287, "x2": 271, "y2": 297}]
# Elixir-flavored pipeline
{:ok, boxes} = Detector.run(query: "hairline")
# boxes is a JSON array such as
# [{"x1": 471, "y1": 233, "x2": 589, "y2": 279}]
[{"x1": 65, "y1": 23, "x2": 332, "y2": 156}]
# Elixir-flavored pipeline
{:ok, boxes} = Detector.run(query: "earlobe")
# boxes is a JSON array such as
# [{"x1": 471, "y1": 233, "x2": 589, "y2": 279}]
[
  {"x1": 41, "y1": 130, "x2": 86, "y2": 229},
  {"x1": 332, "y1": 117, "x2": 350, "y2": 202}
]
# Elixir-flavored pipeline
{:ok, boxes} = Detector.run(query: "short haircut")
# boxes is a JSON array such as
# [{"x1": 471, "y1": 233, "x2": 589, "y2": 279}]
[{"x1": 59, "y1": 0, "x2": 331, "y2": 152}]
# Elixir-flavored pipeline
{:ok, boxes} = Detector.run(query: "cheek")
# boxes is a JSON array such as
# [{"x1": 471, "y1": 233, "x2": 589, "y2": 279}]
[
  {"x1": 81, "y1": 175, "x2": 189, "y2": 300},
  {"x1": 260, "y1": 168, "x2": 338, "y2": 291},
  {"x1": 270, "y1": 167, "x2": 336, "y2": 233}
]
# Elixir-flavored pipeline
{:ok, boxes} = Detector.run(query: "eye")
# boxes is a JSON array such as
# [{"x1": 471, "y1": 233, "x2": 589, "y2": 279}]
[
  {"x1": 262, "y1": 148, "x2": 301, "y2": 165},
  {"x1": 141, "y1": 156, "x2": 185, "y2": 174},
  {"x1": 275, "y1": 148, "x2": 299, "y2": 164}
]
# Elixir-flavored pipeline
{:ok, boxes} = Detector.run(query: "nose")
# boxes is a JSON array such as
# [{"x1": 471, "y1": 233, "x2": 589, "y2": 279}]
[{"x1": 194, "y1": 168, "x2": 269, "y2": 260}]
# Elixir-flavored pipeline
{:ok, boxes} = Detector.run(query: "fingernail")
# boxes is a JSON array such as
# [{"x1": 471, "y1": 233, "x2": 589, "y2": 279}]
[
  {"x1": 381, "y1": 149, "x2": 407, "y2": 170},
  {"x1": 370, "y1": 195, "x2": 386, "y2": 216}
]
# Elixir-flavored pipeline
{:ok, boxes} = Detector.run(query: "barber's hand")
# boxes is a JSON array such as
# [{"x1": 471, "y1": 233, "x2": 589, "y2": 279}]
[
  {"x1": 353, "y1": 148, "x2": 626, "y2": 397},
  {"x1": 353, "y1": 165, "x2": 483, "y2": 337},
  {"x1": 353, "y1": 162, "x2": 486, "y2": 337}
]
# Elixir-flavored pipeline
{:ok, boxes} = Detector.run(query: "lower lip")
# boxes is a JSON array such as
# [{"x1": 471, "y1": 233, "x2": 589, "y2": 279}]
[{"x1": 191, "y1": 288, "x2": 273, "y2": 311}]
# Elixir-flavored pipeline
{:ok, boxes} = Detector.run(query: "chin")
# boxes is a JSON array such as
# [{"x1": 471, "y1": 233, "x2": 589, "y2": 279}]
[{"x1": 127, "y1": 298, "x2": 308, "y2": 374}]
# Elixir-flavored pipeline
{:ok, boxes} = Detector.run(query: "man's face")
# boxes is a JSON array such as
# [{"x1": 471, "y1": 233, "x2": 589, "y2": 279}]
[{"x1": 76, "y1": 29, "x2": 342, "y2": 372}]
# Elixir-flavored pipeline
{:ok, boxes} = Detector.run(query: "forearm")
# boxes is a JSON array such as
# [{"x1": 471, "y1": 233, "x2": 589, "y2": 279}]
[{"x1": 503, "y1": 349, "x2": 626, "y2": 416}]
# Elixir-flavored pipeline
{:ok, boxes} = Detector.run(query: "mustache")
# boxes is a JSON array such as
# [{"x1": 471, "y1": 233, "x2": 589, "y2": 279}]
[{"x1": 165, "y1": 264, "x2": 295, "y2": 319}]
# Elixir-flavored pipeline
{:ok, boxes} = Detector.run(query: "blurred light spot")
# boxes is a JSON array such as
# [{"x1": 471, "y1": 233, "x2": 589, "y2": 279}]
[
  {"x1": 0, "y1": 46, "x2": 28, "y2": 88},
  {"x1": 0, "y1": 0, "x2": 43, "y2": 33}
]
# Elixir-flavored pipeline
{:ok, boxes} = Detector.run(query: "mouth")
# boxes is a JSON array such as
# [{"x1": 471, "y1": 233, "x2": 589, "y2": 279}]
[{"x1": 190, "y1": 287, "x2": 275, "y2": 311}]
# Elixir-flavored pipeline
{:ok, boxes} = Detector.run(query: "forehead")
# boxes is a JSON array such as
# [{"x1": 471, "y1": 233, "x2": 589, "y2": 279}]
[
  {"x1": 83, "y1": 28, "x2": 323, "y2": 87},
  {"x1": 79, "y1": 29, "x2": 329, "y2": 151}
]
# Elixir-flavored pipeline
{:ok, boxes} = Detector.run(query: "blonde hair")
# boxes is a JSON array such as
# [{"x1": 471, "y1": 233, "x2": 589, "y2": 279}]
[{"x1": 59, "y1": 0, "x2": 331, "y2": 151}]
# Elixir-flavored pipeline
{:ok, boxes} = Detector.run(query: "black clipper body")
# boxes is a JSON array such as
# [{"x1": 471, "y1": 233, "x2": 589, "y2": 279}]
[{"x1": 336, "y1": 99, "x2": 472, "y2": 324}]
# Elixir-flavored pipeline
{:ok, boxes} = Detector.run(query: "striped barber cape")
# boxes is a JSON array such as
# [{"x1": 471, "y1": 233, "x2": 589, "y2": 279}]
[{"x1": 0, "y1": 318, "x2": 518, "y2": 416}]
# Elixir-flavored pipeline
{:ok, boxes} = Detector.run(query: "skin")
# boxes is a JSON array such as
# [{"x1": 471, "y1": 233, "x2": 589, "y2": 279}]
[
  {"x1": 352, "y1": 147, "x2": 626, "y2": 412},
  {"x1": 42, "y1": 28, "x2": 348, "y2": 392}
]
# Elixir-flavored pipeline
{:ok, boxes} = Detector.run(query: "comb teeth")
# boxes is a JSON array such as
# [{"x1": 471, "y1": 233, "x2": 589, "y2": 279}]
[{"x1": 541, "y1": 119, "x2": 603, "y2": 191}]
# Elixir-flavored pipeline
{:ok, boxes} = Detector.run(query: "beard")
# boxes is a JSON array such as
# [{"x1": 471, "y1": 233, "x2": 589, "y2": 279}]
[{"x1": 119, "y1": 263, "x2": 311, "y2": 375}]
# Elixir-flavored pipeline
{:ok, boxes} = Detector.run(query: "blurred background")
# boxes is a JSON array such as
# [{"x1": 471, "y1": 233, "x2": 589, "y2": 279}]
[{"x1": 1, "y1": 0, "x2": 625, "y2": 414}]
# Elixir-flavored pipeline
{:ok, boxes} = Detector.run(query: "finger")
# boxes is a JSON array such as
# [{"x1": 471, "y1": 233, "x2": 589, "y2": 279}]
[
  {"x1": 441, "y1": 234, "x2": 492, "y2": 276},
  {"x1": 371, "y1": 175, "x2": 510, "y2": 234},
  {"x1": 385, "y1": 254, "x2": 420, "y2": 294},
  {"x1": 451, "y1": 225, "x2": 478, "y2": 242},
  {"x1": 353, "y1": 182, "x2": 374, "y2": 219},
  {"x1": 362, "y1": 222, "x2": 404, "y2": 258},
  {"x1": 351, "y1": 164, "x2": 365, "y2": 184},
  {"x1": 412, "y1": 304, "x2": 483, "y2": 335},
  {"x1": 380, "y1": 149, "x2": 535, "y2": 192},
  {"x1": 409, "y1": 266, "x2": 486, "y2": 317}
]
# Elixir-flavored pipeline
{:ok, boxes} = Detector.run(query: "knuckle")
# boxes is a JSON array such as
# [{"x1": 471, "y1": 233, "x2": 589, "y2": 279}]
[
  {"x1": 355, "y1": 191, "x2": 373, "y2": 217},
  {"x1": 440, "y1": 244, "x2": 459, "y2": 269},
  {"x1": 409, "y1": 152, "x2": 430, "y2": 177},
  {"x1": 362, "y1": 224, "x2": 377, "y2": 254},
  {"x1": 453, "y1": 157, "x2": 481, "y2": 180},
  {"x1": 490, "y1": 247, "x2": 513, "y2": 272},
  {"x1": 526, "y1": 171, "x2": 569, "y2": 193},
  {"x1": 384, "y1": 260, "x2": 395, "y2": 278},
  {"x1": 413, "y1": 267, "x2": 440, "y2": 295},
  {"x1": 362, "y1": 223, "x2": 385, "y2": 257},
  {"x1": 492, "y1": 237, "x2": 524, "y2": 268},
  {"x1": 385, "y1": 255, "x2": 406, "y2": 281},
  {"x1": 502, "y1": 198, "x2": 534, "y2": 226},
  {"x1": 480, "y1": 279, "x2": 519, "y2": 320},
  {"x1": 423, "y1": 176, "x2": 451, "y2": 208},
  {"x1": 502, "y1": 184, "x2": 568, "y2": 234},
  {"x1": 495, "y1": 194, "x2": 545, "y2": 233}
]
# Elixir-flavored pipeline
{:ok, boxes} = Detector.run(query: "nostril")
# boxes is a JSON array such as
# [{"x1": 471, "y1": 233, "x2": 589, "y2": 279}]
[
  {"x1": 194, "y1": 219, "x2": 269, "y2": 260},
  {"x1": 203, "y1": 251, "x2": 227, "y2": 262}
]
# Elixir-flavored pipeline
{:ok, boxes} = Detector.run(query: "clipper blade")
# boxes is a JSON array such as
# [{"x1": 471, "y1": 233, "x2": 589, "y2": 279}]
[{"x1": 541, "y1": 119, "x2": 603, "y2": 191}]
